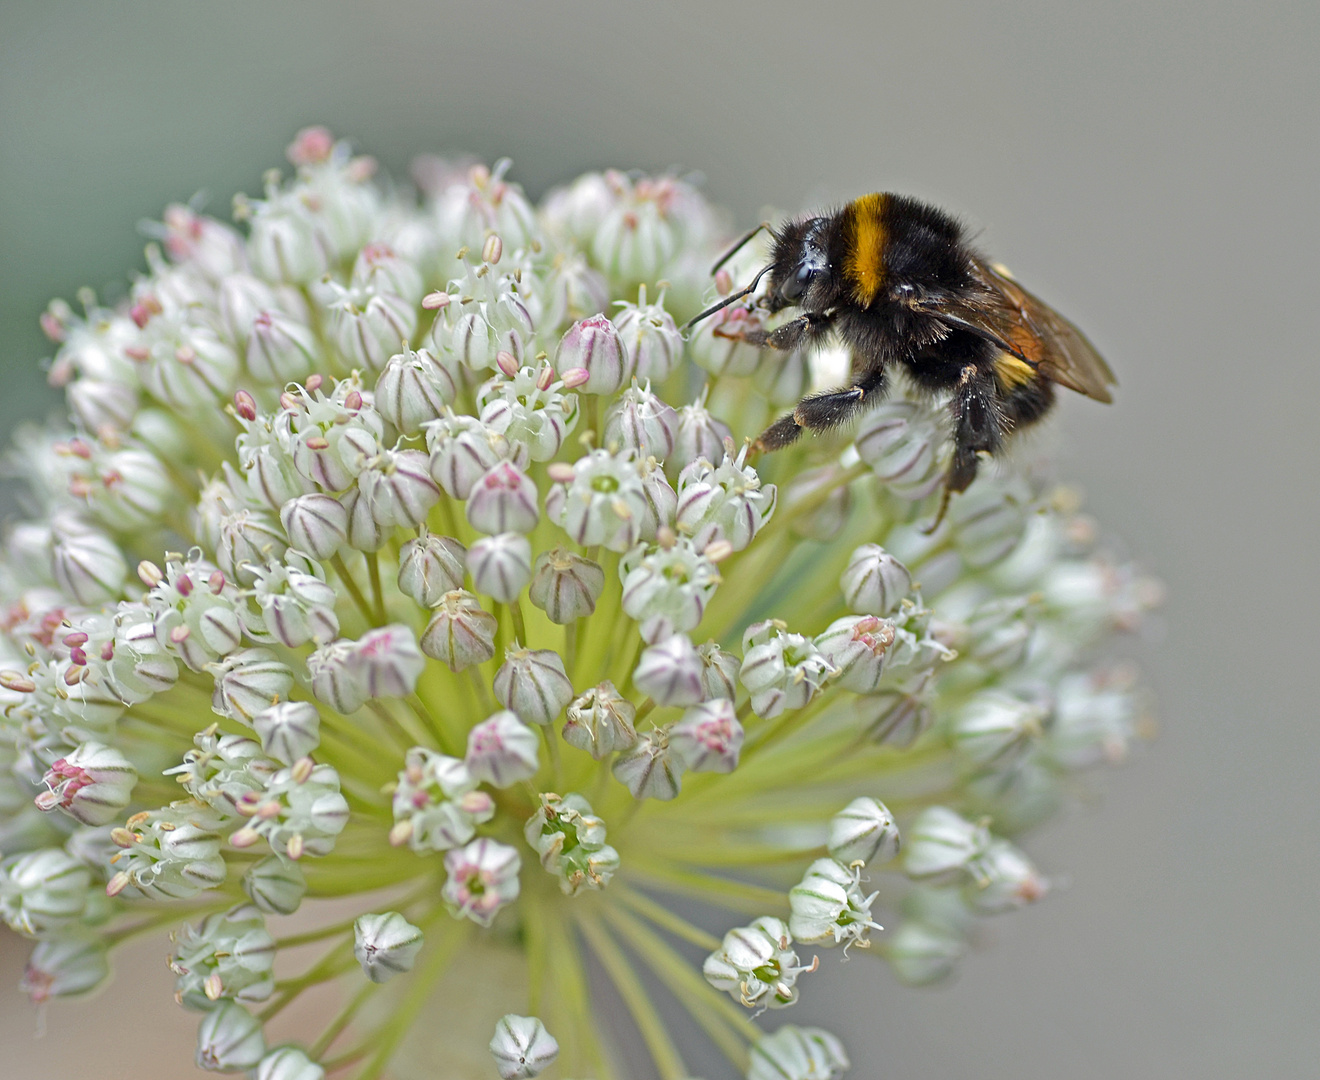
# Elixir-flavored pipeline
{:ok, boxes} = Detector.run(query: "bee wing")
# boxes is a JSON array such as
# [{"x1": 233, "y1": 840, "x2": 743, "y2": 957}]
[
  {"x1": 908, "y1": 260, "x2": 1116, "y2": 403},
  {"x1": 974, "y1": 260, "x2": 1116, "y2": 402}
]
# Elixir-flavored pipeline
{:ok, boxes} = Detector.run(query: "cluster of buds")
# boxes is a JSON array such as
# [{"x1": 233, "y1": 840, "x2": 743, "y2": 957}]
[{"x1": 0, "y1": 130, "x2": 1158, "y2": 1080}]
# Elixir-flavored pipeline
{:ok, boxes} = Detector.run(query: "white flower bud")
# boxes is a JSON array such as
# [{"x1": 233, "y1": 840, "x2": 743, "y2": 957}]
[
  {"x1": 885, "y1": 918, "x2": 967, "y2": 986},
  {"x1": 670, "y1": 393, "x2": 733, "y2": 474},
  {"x1": 327, "y1": 286, "x2": 417, "y2": 373},
  {"x1": 354, "y1": 911, "x2": 424, "y2": 983},
  {"x1": 620, "y1": 537, "x2": 721, "y2": 644},
  {"x1": 670, "y1": 698, "x2": 743, "y2": 773},
  {"x1": 420, "y1": 590, "x2": 499, "y2": 671},
  {"x1": 951, "y1": 691, "x2": 1047, "y2": 767},
  {"x1": 603, "y1": 380, "x2": 676, "y2": 459},
  {"x1": 443, "y1": 837, "x2": 521, "y2": 926},
  {"x1": 739, "y1": 621, "x2": 836, "y2": 719},
  {"x1": 21, "y1": 929, "x2": 110, "y2": 1003},
  {"x1": 828, "y1": 796, "x2": 901, "y2": 866},
  {"x1": 425, "y1": 412, "x2": 518, "y2": 499},
  {"x1": 494, "y1": 646, "x2": 573, "y2": 726},
  {"x1": 466, "y1": 710, "x2": 540, "y2": 788},
  {"x1": 783, "y1": 462, "x2": 854, "y2": 542},
  {"x1": 467, "y1": 532, "x2": 533, "y2": 602},
  {"x1": 523, "y1": 792, "x2": 618, "y2": 895},
  {"x1": 248, "y1": 194, "x2": 334, "y2": 284},
  {"x1": 747, "y1": 1025, "x2": 849, "y2": 1080},
  {"x1": 857, "y1": 687, "x2": 935, "y2": 747},
  {"x1": 563, "y1": 680, "x2": 637, "y2": 759},
  {"x1": 613, "y1": 287, "x2": 683, "y2": 382},
  {"x1": 703, "y1": 916, "x2": 812, "y2": 1010},
  {"x1": 68, "y1": 378, "x2": 139, "y2": 433},
  {"x1": 813, "y1": 615, "x2": 895, "y2": 694},
  {"x1": 903, "y1": 806, "x2": 991, "y2": 883},
  {"x1": 688, "y1": 304, "x2": 763, "y2": 376},
  {"x1": 35, "y1": 742, "x2": 137, "y2": 826},
  {"x1": 280, "y1": 493, "x2": 349, "y2": 561},
  {"x1": 398, "y1": 531, "x2": 467, "y2": 607},
  {"x1": 251, "y1": 558, "x2": 339, "y2": 648},
  {"x1": 211, "y1": 648, "x2": 295, "y2": 724},
  {"x1": 195, "y1": 1000, "x2": 267, "y2": 1073},
  {"x1": 949, "y1": 478, "x2": 1030, "y2": 568},
  {"x1": 50, "y1": 516, "x2": 126, "y2": 604},
  {"x1": 254, "y1": 1047, "x2": 325, "y2": 1080},
  {"x1": 675, "y1": 446, "x2": 777, "y2": 552},
  {"x1": 840, "y1": 543, "x2": 912, "y2": 616},
  {"x1": 855, "y1": 399, "x2": 948, "y2": 500},
  {"x1": 391, "y1": 747, "x2": 494, "y2": 852},
  {"x1": 555, "y1": 314, "x2": 630, "y2": 395},
  {"x1": 374, "y1": 347, "x2": 459, "y2": 434},
  {"x1": 964, "y1": 838, "x2": 1048, "y2": 913},
  {"x1": 355, "y1": 624, "x2": 427, "y2": 701},
  {"x1": 966, "y1": 595, "x2": 1035, "y2": 671},
  {"x1": 252, "y1": 701, "x2": 321, "y2": 764},
  {"x1": 632, "y1": 633, "x2": 704, "y2": 706},
  {"x1": 0, "y1": 848, "x2": 91, "y2": 936},
  {"x1": 546, "y1": 447, "x2": 648, "y2": 551},
  {"x1": 697, "y1": 640, "x2": 740, "y2": 701},
  {"x1": 216, "y1": 508, "x2": 288, "y2": 586},
  {"x1": 219, "y1": 275, "x2": 287, "y2": 343},
  {"x1": 170, "y1": 903, "x2": 276, "y2": 1011},
  {"x1": 788, "y1": 858, "x2": 882, "y2": 948},
  {"x1": 478, "y1": 362, "x2": 580, "y2": 462},
  {"x1": 528, "y1": 547, "x2": 605, "y2": 623},
  {"x1": 356, "y1": 447, "x2": 441, "y2": 529},
  {"x1": 490, "y1": 1014, "x2": 560, "y2": 1080},
  {"x1": 340, "y1": 486, "x2": 389, "y2": 552},
  {"x1": 1047, "y1": 671, "x2": 1137, "y2": 769},
  {"x1": 536, "y1": 250, "x2": 609, "y2": 333},
  {"x1": 246, "y1": 308, "x2": 316, "y2": 383},
  {"x1": 466, "y1": 460, "x2": 540, "y2": 534},
  {"x1": 612, "y1": 727, "x2": 685, "y2": 801},
  {"x1": 307, "y1": 639, "x2": 367, "y2": 714},
  {"x1": 241, "y1": 855, "x2": 307, "y2": 915}
]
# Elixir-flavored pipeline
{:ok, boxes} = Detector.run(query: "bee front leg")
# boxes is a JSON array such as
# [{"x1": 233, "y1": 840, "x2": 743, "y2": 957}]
[{"x1": 713, "y1": 313, "x2": 822, "y2": 351}]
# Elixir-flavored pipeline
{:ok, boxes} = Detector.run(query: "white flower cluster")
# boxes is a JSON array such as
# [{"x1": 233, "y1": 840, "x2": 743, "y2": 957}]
[{"x1": 0, "y1": 128, "x2": 1159, "y2": 1080}]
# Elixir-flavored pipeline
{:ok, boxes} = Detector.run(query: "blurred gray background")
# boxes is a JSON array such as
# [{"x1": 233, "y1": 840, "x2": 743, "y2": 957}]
[{"x1": 1, "y1": 1, "x2": 1317, "y2": 1077}]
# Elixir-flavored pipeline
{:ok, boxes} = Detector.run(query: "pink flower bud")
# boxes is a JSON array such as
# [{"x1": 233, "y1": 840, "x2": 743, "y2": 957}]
[
  {"x1": 466, "y1": 461, "x2": 540, "y2": 535},
  {"x1": 554, "y1": 315, "x2": 631, "y2": 395},
  {"x1": 465, "y1": 710, "x2": 540, "y2": 788},
  {"x1": 669, "y1": 698, "x2": 744, "y2": 773}
]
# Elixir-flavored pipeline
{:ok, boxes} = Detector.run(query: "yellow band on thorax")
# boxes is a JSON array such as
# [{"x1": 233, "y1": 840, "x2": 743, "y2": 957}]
[{"x1": 844, "y1": 193, "x2": 888, "y2": 306}]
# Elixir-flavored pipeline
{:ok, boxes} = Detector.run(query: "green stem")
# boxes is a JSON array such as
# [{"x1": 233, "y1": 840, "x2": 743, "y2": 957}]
[
  {"x1": 365, "y1": 551, "x2": 387, "y2": 625},
  {"x1": 352, "y1": 919, "x2": 470, "y2": 1080},
  {"x1": 331, "y1": 554, "x2": 376, "y2": 626},
  {"x1": 576, "y1": 914, "x2": 688, "y2": 1080},
  {"x1": 310, "y1": 978, "x2": 378, "y2": 1060}
]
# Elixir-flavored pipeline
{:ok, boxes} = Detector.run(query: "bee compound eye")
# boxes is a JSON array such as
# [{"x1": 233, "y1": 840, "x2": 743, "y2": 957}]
[{"x1": 781, "y1": 263, "x2": 814, "y2": 301}]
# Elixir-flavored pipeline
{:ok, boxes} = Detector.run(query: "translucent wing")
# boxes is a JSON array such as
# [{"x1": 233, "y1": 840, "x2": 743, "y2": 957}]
[{"x1": 908, "y1": 259, "x2": 1117, "y2": 403}]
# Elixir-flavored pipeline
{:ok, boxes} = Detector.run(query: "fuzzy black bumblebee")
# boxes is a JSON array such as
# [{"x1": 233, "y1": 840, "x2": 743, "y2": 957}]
[{"x1": 688, "y1": 193, "x2": 1115, "y2": 520}]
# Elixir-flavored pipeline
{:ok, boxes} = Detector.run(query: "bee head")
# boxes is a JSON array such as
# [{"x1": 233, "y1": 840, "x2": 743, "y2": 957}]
[{"x1": 766, "y1": 217, "x2": 835, "y2": 313}]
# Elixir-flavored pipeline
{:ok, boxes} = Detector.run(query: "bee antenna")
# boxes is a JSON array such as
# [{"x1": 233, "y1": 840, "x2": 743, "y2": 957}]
[
  {"x1": 681, "y1": 264, "x2": 774, "y2": 332},
  {"x1": 710, "y1": 221, "x2": 772, "y2": 275}
]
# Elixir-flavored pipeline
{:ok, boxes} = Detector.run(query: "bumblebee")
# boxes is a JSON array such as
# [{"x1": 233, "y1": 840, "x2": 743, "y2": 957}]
[{"x1": 687, "y1": 193, "x2": 1115, "y2": 521}]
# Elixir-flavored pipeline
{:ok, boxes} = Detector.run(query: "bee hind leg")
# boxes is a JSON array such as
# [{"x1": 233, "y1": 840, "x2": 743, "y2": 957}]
[
  {"x1": 922, "y1": 365, "x2": 1005, "y2": 533},
  {"x1": 753, "y1": 365, "x2": 888, "y2": 452}
]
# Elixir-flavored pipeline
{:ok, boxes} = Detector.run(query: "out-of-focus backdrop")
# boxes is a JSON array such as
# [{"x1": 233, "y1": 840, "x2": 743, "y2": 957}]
[{"x1": 2, "y1": 2, "x2": 1317, "y2": 1077}]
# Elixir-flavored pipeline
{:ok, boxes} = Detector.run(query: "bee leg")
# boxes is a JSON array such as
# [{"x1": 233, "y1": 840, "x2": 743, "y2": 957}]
[
  {"x1": 923, "y1": 365, "x2": 1004, "y2": 533},
  {"x1": 713, "y1": 313, "x2": 824, "y2": 351},
  {"x1": 753, "y1": 365, "x2": 888, "y2": 452}
]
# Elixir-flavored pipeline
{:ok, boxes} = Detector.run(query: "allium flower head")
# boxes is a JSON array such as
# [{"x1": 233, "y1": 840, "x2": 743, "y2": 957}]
[{"x1": 0, "y1": 130, "x2": 1159, "y2": 1080}]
